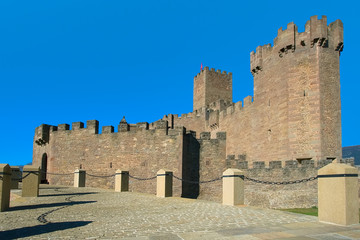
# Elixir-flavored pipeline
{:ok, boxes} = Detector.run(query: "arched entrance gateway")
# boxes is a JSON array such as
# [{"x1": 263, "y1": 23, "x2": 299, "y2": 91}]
[{"x1": 41, "y1": 153, "x2": 48, "y2": 184}]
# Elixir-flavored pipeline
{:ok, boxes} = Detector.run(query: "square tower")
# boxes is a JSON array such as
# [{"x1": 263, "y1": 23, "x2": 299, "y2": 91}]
[
  {"x1": 250, "y1": 15, "x2": 343, "y2": 161},
  {"x1": 193, "y1": 67, "x2": 232, "y2": 111}
]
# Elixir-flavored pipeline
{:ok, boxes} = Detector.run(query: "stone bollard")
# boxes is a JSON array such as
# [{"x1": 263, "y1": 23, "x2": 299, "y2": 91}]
[
  {"x1": 22, "y1": 165, "x2": 40, "y2": 197},
  {"x1": 156, "y1": 169, "x2": 172, "y2": 198},
  {"x1": 222, "y1": 168, "x2": 244, "y2": 206},
  {"x1": 0, "y1": 164, "x2": 11, "y2": 212},
  {"x1": 10, "y1": 166, "x2": 21, "y2": 189},
  {"x1": 318, "y1": 162, "x2": 359, "y2": 225},
  {"x1": 74, "y1": 169, "x2": 86, "y2": 187},
  {"x1": 115, "y1": 170, "x2": 129, "y2": 192}
]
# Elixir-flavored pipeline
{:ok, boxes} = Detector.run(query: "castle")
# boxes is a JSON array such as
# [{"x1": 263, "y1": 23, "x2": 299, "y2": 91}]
[{"x1": 32, "y1": 16, "x2": 347, "y2": 208}]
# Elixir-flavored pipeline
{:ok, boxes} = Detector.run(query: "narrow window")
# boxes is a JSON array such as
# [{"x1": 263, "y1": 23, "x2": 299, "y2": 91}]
[{"x1": 267, "y1": 129, "x2": 272, "y2": 141}]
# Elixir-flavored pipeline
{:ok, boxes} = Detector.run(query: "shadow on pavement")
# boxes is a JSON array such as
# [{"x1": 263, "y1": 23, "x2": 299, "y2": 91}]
[
  {"x1": 0, "y1": 221, "x2": 92, "y2": 239},
  {"x1": 39, "y1": 192, "x2": 98, "y2": 197},
  {"x1": 39, "y1": 186, "x2": 69, "y2": 190},
  {"x1": 9, "y1": 201, "x2": 96, "y2": 211}
]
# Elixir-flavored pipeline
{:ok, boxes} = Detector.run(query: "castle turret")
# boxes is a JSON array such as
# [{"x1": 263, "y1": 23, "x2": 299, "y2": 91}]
[
  {"x1": 250, "y1": 15, "x2": 343, "y2": 161},
  {"x1": 193, "y1": 67, "x2": 232, "y2": 111},
  {"x1": 118, "y1": 116, "x2": 129, "y2": 132}
]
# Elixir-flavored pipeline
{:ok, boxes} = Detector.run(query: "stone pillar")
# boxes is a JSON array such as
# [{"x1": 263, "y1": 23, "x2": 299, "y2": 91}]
[
  {"x1": 222, "y1": 168, "x2": 244, "y2": 206},
  {"x1": 22, "y1": 165, "x2": 40, "y2": 197},
  {"x1": 318, "y1": 162, "x2": 359, "y2": 225},
  {"x1": 10, "y1": 166, "x2": 21, "y2": 189},
  {"x1": 156, "y1": 169, "x2": 172, "y2": 198},
  {"x1": 115, "y1": 170, "x2": 129, "y2": 192},
  {"x1": 0, "y1": 164, "x2": 11, "y2": 212},
  {"x1": 74, "y1": 169, "x2": 86, "y2": 187}
]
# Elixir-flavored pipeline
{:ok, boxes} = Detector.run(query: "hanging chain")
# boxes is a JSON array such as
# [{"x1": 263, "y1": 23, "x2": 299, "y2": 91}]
[
  {"x1": 172, "y1": 174, "x2": 222, "y2": 184},
  {"x1": 11, "y1": 171, "x2": 37, "y2": 181},
  {"x1": 128, "y1": 174, "x2": 157, "y2": 181},
  {"x1": 243, "y1": 175, "x2": 318, "y2": 185},
  {"x1": 39, "y1": 170, "x2": 73, "y2": 176},
  {"x1": 3, "y1": 168, "x2": 318, "y2": 185},
  {"x1": 86, "y1": 173, "x2": 116, "y2": 178}
]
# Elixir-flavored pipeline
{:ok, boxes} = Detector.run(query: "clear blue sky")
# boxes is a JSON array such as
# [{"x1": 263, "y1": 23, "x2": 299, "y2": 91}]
[{"x1": 1, "y1": 0, "x2": 359, "y2": 166}]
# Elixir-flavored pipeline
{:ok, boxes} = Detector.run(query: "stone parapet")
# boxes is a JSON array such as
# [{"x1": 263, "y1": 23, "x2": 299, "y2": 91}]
[{"x1": 251, "y1": 15, "x2": 343, "y2": 75}]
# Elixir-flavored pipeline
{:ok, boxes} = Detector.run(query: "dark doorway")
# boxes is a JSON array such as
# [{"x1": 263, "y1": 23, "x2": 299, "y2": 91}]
[
  {"x1": 181, "y1": 133, "x2": 200, "y2": 198},
  {"x1": 41, "y1": 153, "x2": 49, "y2": 184}
]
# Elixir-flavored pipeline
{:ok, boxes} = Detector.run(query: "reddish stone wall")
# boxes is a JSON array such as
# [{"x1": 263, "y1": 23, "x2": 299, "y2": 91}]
[
  {"x1": 193, "y1": 70, "x2": 206, "y2": 111},
  {"x1": 32, "y1": 16, "x2": 345, "y2": 209},
  {"x1": 165, "y1": 16, "x2": 343, "y2": 164},
  {"x1": 197, "y1": 132, "x2": 227, "y2": 202},
  {"x1": 162, "y1": 112, "x2": 207, "y2": 139},
  {"x1": 33, "y1": 121, "x2": 197, "y2": 198},
  {"x1": 193, "y1": 67, "x2": 232, "y2": 112},
  {"x1": 199, "y1": 156, "x2": 354, "y2": 208},
  {"x1": 319, "y1": 48, "x2": 342, "y2": 158}
]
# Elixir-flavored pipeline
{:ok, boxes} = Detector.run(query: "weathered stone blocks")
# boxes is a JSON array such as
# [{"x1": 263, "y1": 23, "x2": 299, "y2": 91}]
[
  {"x1": 318, "y1": 163, "x2": 359, "y2": 226},
  {"x1": 74, "y1": 169, "x2": 86, "y2": 187},
  {"x1": 10, "y1": 166, "x2": 21, "y2": 189},
  {"x1": 31, "y1": 16, "x2": 345, "y2": 209},
  {"x1": 222, "y1": 168, "x2": 244, "y2": 206},
  {"x1": 156, "y1": 169, "x2": 172, "y2": 198},
  {"x1": 22, "y1": 165, "x2": 40, "y2": 197},
  {"x1": 0, "y1": 164, "x2": 11, "y2": 211},
  {"x1": 115, "y1": 170, "x2": 129, "y2": 192}
]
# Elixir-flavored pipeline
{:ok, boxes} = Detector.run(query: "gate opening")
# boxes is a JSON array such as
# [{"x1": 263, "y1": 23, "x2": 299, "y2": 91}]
[{"x1": 41, "y1": 153, "x2": 49, "y2": 184}]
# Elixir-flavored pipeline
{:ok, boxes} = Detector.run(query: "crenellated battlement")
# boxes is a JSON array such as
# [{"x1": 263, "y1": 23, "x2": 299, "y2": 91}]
[
  {"x1": 193, "y1": 66, "x2": 233, "y2": 111},
  {"x1": 194, "y1": 66, "x2": 232, "y2": 79},
  {"x1": 274, "y1": 22, "x2": 298, "y2": 55},
  {"x1": 36, "y1": 119, "x2": 178, "y2": 137},
  {"x1": 162, "y1": 106, "x2": 208, "y2": 122},
  {"x1": 33, "y1": 16, "x2": 345, "y2": 209},
  {"x1": 199, "y1": 131, "x2": 226, "y2": 141},
  {"x1": 34, "y1": 124, "x2": 51, "y2": 146},
  {"x1": 167, "y1": 93, "x2": 253, "y2": 132},
  {"x1": 207, "y1": 99, "x2": 232, "y2": 111},
  {"x1": 250, "y1": 15, "x2": 343, "y2": 75},
  {"x1": 218, "y1": 96, "x2": 253, "y2": 119},
  {"x1": 226, "y1": 156, "x2": 354, "y2": 170}
]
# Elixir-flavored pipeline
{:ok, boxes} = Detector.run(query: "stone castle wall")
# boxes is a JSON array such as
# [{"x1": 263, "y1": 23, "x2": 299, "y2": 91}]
[
  {"x1": 32, "y1": 16, "x2": 345, "y2": 208},
  {"x1": 197, "y1": 132, "x2": 227, "y2": 202},
  {"x1": 197, "y1": 149, "x2": 354, "y2": 208},
  {"x1": 166, "y1": 15, "x2": 343, "y2": 164},
  {"x1": 33, "y1": 120, "x2": 200, "y2": 198},
  {"x1": 193, "y1": 69, "x2": 232, "y2": 111}
]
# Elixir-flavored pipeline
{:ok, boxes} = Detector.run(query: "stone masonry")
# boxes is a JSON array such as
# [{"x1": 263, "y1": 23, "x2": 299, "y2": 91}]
[{"x1": 32, "y1": 16, "x2": 346, "y2": 208}]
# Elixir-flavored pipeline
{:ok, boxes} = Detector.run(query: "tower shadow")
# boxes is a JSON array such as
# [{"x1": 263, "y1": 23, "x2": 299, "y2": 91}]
[
  {"x1": 9, "y1": 200, "x2": 96, "y2": 211},
  {"x1": 0, "y1": 221, "x2": 92, "y2": 239}
]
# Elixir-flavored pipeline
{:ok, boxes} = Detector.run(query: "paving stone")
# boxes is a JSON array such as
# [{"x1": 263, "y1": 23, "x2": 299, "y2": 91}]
[
  {"x1": 0, "y1": 185, "x2": 359, "y2": 239},
  {"x1": 337, "y1": 230, "x2": 360, "y2": 239},
  {"x1": 308, "y1": 233, "x2": 355, "y2": 240},
  {"x1": 251, "y1": 231, "x2": 296, "y2": 239}
]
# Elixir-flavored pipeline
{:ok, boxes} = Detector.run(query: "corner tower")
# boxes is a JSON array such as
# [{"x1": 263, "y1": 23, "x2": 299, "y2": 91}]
[
  {"x1": 193, "y1": 67, "x2": 232, "y2": 111},
  {"x1": 250, "y1": 15, "x2": 343, "y2": 161}
]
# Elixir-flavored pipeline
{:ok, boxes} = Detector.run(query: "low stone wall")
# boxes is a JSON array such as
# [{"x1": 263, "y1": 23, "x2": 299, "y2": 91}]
[
  {"x1": 198, "y1": 158, "x2": 355, "y2": 209},
  {"x1": 244, "y1": 166, "x2": 318, "y2": 209}
]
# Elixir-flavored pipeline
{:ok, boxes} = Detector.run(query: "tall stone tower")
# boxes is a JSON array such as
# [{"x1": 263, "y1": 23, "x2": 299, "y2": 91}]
[
  {"x1": 193, "y1": 67, "x2": 232, "y2": 111},
  {"x1": 250, "y1": 15, "x2": 343, "y2": 161}
]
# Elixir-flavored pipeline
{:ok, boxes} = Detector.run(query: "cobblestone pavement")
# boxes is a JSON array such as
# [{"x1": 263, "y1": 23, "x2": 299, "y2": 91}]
[{"x1": 1, "y1": 185, "x2": 360, "y2": 239}]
